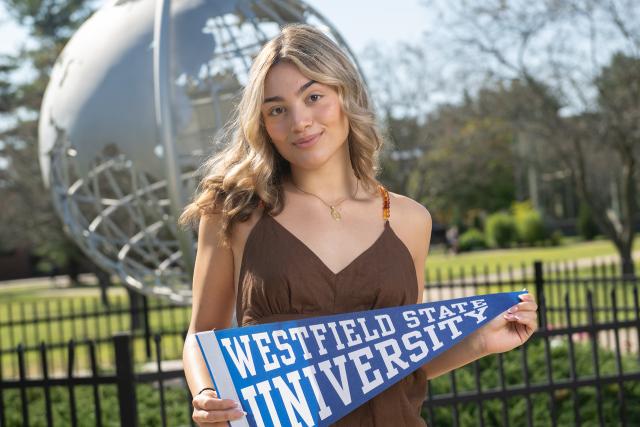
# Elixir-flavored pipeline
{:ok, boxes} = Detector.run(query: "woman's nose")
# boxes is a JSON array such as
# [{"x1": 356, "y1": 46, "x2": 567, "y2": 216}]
[{"x1": 290, "y1": 105, "x2": 312, "y2": 132}]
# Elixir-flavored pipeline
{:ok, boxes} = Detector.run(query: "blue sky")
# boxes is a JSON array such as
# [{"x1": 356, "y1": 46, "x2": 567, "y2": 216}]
[
  {"x1": 0, "y1": 0, "x2": 434, "y2": 132},
  {"x1": 306, "y1": 0, "x2": 430, "y2": 52},
  {"x1": 0, "y1": 0, "x2": 430, "y2": 56}
]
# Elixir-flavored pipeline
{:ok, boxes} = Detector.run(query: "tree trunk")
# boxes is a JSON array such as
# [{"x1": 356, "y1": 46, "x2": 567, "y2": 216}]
[
  {"x1": 619, "y1": 152, "x2": 637, "y2": 279},
  {"x1": 568, "y1": 135, "x2": 636, "y2": 279},
  {"x1": 618, "y1": 240, "x2": 635, "y2": 278}
]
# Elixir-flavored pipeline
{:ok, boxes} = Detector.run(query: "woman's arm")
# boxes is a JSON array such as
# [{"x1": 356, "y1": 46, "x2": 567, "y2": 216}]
[
  {"x1": 183, "y1": 212, "x2": 236, "y2": 397},
  {"x1": 419, "y1": 331, "x2": 487, "y2": 379},
  {"x1": 419, "y1": 293, "x2": 538, "y2": 379},
  {"x1": 183, "y1": 213, "x2": 248, "y2": 424}
]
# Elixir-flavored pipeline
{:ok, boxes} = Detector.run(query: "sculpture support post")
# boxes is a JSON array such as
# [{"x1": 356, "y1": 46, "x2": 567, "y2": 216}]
[{"x1": 153, "y1": 0, "x2": 196, "y2": 279}]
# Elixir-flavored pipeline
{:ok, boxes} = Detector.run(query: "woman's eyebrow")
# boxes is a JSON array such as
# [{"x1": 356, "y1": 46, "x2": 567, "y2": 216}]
[{"x1": 263, "y1": 80, "x2": 317, "y2": 104}]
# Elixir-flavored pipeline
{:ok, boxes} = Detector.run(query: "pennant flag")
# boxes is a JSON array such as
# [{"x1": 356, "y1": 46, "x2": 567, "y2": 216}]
[{"x1": 196, "y1": 291, "x2": 524, "y2": 427}]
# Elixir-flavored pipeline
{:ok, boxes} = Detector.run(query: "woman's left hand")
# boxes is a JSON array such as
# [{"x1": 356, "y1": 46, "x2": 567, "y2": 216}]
[{"x1": 476, "y1": 292, "x2": 538, "y2": 356}]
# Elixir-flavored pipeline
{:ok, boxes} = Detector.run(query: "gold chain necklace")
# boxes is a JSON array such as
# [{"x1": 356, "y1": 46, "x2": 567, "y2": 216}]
[{"x1": 291, "y1": 179, "x2": 359, "y2": 221}]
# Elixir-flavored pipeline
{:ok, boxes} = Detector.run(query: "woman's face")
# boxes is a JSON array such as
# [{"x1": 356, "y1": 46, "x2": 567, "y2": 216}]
[{"x1": 261, "y1": 61, "x2": 350, "y2": 171}]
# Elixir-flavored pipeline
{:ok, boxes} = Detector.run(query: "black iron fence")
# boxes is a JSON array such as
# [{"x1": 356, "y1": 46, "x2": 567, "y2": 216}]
[
  {"x1": 0, "y1": 259, "x2": 638, "y2": 426},
  {"x1": 421, "y1": 260, "x2": 640, "y2": 426},
  {"x1": 0, "y1": 293, "x2": 190, "y2": 378},
  {"x1": 422, "y1": 287, "x2": 640, "y2": 426},
  {"x1": 0, "y1": 333, "x2": 192, "y2": 427}
]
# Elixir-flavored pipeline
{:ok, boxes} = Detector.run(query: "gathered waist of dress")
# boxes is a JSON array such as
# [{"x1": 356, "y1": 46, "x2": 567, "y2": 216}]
[{"x1": 242, "y1": 311, "x2": 336, "y2": 326}]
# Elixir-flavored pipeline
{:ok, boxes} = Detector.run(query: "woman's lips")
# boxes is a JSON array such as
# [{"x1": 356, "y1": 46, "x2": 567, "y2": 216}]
[{"x1": 293, "y1": 132, "x2": 322, "y2": 148}]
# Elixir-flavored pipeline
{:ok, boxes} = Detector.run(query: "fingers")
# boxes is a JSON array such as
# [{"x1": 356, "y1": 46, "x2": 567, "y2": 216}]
[
  {"x1": 518, "y1": 292, "x2": 536, "y2": 304},
  {"x1": 506, "y1": 300, "x2": 538, "y2": 314},
  {"x1": 192, "y1": 407, "x2": 246, "y2": 424},
  {"x1": 192, "y1": 391, "x2": 246, "y2": 425},
  {"x1": 505, "y1": 311, "x2": 536, "y2": 323},
  {"x1": 193, "y1": 392, "x2": 238, "y2": 411},
  {"x1": 504, "y1": 310, "x2": 537, "y2": 332},
  {"x1": 194, "y1": 419, "x2": 236, "y2": 427},
  {"x1": 506, "y1": 293, "x2": 538, "y2": 317}
]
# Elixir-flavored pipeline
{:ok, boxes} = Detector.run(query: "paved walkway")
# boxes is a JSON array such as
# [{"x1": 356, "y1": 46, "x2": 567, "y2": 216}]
[{"x1": 0, "y1": 273, "x2": 127, "y2": 297}]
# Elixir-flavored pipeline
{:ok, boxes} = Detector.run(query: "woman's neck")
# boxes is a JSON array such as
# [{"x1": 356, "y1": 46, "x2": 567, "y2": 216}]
[{"x1": 286, "y1": 165, "x2": 359, "y2": 201}]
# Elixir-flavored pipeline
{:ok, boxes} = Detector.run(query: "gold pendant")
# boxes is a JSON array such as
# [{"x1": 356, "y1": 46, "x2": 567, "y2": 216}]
[{"x1": 330, "y1": 206, "x2": 341, "y2": 221}]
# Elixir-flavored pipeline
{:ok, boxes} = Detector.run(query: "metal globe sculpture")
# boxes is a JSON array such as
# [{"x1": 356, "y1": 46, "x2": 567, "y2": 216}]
[{"x1": 38, "y1": 0, "x2": 359, "y2": 304}]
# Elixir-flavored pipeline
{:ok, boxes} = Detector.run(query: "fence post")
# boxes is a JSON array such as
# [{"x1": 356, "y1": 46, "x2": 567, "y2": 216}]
[
  {"x1": 128, "y1": 288, "x2": 144, "y2": 332},
  {"x1": 142, "y1": 295, "x2": 151, "y2": 360},
  {"x1": 114, "y1": 332, "x2": 138, "y2": 427},
  {"x1": 534, "y1": 260, "x2": 546, "y2": 329}
]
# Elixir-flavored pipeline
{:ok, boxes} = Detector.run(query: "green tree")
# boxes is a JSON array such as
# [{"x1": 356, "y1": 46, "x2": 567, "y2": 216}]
[
  {"x1": 423, "y1": 0, "x2": 640, "y2": 276},
  {"x1": 362, "y1": 39, "x2": 528, "y2": 227},
  {"x1": 423, "y1": 103, "x2": 517, "y2": 224},
  {"x1": 378, "y1": 115, "x2": 428, "y2": 200},
  {"x1": 0, "y1": 1, "x2": 112, "y2": 295}
]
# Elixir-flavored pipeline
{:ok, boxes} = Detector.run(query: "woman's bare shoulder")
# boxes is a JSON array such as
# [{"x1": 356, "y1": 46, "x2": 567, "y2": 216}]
[
  {"x1": 387, "y1": 191, "x2": 432, "y2": 225},
  {"x1": 197, "y1": 205, "x2": 265, "y2": 250},
  {"x1": 387, "y1": 191, "x2": 432, "y2": 259}
]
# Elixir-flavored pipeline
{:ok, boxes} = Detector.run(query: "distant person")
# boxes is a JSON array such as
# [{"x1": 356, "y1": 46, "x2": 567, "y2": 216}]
[{"x1": 446, "y1": 225, "x2": 459, "y2": 255}]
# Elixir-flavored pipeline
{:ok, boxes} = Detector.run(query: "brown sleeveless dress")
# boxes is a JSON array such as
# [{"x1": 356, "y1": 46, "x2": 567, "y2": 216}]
[{"x1": 236, "y1": 186, "x2": 428, "y2": 426}]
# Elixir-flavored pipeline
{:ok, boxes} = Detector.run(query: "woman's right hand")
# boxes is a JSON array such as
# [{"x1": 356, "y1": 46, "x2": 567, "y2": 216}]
[{"x1": 192, "y1": 389, "x2": 247, "y2": 426}]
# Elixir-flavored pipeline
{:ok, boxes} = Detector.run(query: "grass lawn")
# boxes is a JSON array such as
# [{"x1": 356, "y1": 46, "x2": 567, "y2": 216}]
[
  {"x1": 0, "y1": 288, "x2": 191, "y2": 378},
  {"x1": 423, "y1": 237, "x2": 640, "y2": 328},
  {"x1": 425, "y1": 235, "x2": 639, "y2": 279}
]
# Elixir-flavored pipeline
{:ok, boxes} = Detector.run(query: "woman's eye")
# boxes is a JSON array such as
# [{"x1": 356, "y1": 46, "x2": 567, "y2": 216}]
[
  {"x1": 309, "y1": 94, "x2": 322, "y2": 102},
  {"x1": 269, "y1": 106, "x2": 285, "y2": 116}
]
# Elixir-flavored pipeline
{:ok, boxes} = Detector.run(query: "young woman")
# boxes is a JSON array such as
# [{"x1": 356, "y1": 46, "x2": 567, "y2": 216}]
[{"x1": 180, "y1": 23, "x2": 537, "y2": 426}]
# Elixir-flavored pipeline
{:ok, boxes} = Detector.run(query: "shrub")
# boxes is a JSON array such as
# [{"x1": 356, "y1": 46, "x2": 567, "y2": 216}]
[
  {"x1": 577, "y1": 201, "x2": 599, "y2": 241},
  {"x1": 425, "y1": 338, "x2": 640, "y2": 426},
  {"x1": 458, "y1": 228, "x2": 487, "y2": 252},
  {"x1": 512, "y1": 200, "x2": 548, "y2": 245},
  {"x1": 549, "y1": 229, "x2": 563, "y2": 246},
  {"x1": 485, "y1": 212, "x2": 517, "y2": 248},
  {"x1": 517, "y1": 210, "x2": 548, "y2": 245},
  {"x1": 2, "y1": 383, "x2": 191, "y2": 427}
]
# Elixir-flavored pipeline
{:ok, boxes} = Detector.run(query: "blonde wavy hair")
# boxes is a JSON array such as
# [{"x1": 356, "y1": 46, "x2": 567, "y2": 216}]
[{"x1": 178, "y1": 23, "x2": 385, "y2": 247}]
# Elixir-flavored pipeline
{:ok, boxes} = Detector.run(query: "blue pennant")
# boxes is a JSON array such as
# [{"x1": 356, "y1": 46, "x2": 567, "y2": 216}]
[{"x1": 196, "y1": 291, "x2": 524, "y2": 427}]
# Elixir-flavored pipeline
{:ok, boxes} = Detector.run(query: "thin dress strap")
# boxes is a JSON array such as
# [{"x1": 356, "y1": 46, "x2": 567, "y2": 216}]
[{"x1": 377, "y1": 184, "x2": 390, "y2": 221}]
